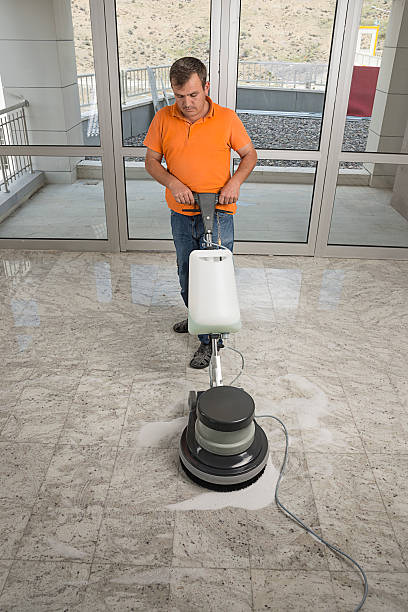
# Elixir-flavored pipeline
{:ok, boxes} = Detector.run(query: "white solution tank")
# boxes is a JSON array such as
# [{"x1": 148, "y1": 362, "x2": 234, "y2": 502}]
[{"x1": 188, "y1": 248, "x2": 241, "y2": 335}]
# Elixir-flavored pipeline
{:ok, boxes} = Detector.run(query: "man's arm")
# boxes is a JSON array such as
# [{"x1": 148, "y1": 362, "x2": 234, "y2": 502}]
[
  {"x1": 219, "y1": 143, "x2": 257, "y2": 206},
  {"x1": 145, "y1": 148, "x2": 195, "y2": 205}
]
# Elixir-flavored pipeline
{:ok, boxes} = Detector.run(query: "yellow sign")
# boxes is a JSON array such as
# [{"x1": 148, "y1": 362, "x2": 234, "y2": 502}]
[{"x1": 357, "y1": 26, "x2": 379, "y2": 57}]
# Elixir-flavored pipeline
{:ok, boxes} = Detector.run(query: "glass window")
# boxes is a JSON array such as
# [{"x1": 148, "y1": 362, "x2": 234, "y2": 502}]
[
  {"x1": 342, "y1": 1, "x2": 408, "y2": 155},
  {"x1": 0, "y1": 0, "x2": 100, "y2": 146},
  {"x1": 124, "y1": 157, "x2": 170, "y2": 240},
  {"x1": 0, "y1": 155, "x2": 107, "y2": 239},
  {"x1": 125, "y1": 156, "x2": 318, "y2": 244},
  {"x1": 237, "y1": 0, "x2": 337, "y2": 150},
  {"x1": 233, "y1": 159, "x2": 317, "y2": 242},
  {"x1": 328, "y1": 161, "x2": 408, "y2": 247},
  {"x1": 115, "y1": 0, "x2": 211, "y2": 146}
]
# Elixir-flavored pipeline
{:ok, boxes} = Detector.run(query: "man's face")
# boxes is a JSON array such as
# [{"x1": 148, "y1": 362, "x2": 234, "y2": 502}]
[{"x1": 171, "y1": 73, "x2": 210, "y2": 122}]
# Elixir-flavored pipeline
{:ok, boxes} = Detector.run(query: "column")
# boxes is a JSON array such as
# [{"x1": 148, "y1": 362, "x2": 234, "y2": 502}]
[
  {"x1": 0, "y1": 0, "x2": 83, "y2": 183},
  {"x1": 364, "y1": 0, "x2": 408, "y2": 188}
]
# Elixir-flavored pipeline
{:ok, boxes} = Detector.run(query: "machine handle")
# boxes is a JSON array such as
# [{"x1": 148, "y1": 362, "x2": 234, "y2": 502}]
[{"x1": 193, "y1": 192, "x2": 219, "y2": 205}]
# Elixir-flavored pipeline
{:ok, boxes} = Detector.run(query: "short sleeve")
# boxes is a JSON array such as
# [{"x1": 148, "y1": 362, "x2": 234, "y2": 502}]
[
  {"x1": 229, "y1": 112, "x2": 251, "y2": 152},
  {"x1": 143, "y1": 111, "x2": 163, "y2": 155}
]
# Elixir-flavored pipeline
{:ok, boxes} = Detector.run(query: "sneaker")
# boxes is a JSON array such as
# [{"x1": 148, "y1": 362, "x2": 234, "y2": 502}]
[
  {"x1": 189, "y1": 342, "x2": 212, "y2": 369},
  {"x1": 173, "y1": 319, "x2": 188, "y2": 333}
]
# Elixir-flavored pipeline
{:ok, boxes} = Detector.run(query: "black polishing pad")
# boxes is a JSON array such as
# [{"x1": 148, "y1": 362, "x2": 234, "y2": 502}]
[{"x1": 180, "y1": 459, "x2": 266, "y2": 492}]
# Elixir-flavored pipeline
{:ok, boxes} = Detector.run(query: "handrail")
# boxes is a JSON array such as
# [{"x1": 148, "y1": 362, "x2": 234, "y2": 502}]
[
  {"x1": 0, "y1": 99, "x2": 29, "y2": 116},
  {"x1": 0, "y1": 100, "x2": 32, "y2": 193}
]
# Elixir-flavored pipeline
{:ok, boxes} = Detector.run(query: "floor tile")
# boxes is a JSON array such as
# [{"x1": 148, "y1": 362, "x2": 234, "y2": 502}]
[
  {"x1": 106, "y1": 447, "x2": 180, "y2": 511},
  {"x1": 120, "y1": 373, "x2": 190, "y2": 447},
  {"x1": 252, "y1": 569, "x2": 335, "y2": 611},
  {"x1": 169, "y1": 567, "x2": 252, "y2": 611},
  {"x1": 0, "y1": 559, "x2": 12, "y2": 593},
  {"x1": 0, "y1": 442, "x2": 54, "y2": 505},
  {"x1": 172, "y1": 507, "x2": 250, "y2": 569},
  {"x1": 369, "y1": 454, "x2": 408, "y2": 567},
  {"x1": 0, "y1": 366, "x2": 33, "y2": 412},
  {"x1": 330, "y1": 571, "x2": 408, "y2": 612},
  {"x1": 247, "y1": 451, "x2": 328, "y2": 571},
  {"x1": 82, "y1": 564, "x2": 170, "y2": 611},
  {"x1": 306, "y1": 453, "x2": 406, "y2": 572},
  {"x1": 95, "y1": 508, "x2": 175, "y2": 566},
  {"x1": 0, "y1": 369, "x2": 82, "y2": 443},
  {"x1": 60, "y1": 370, "x2": 133, "y2": 445},
  {"x1": 339, "y1": 376, "x2": 408, "y2": 454},
  {"x1": 15, "y1": 444, "x2": 116, "y2": 562},
  {"x1": 0, "y1": 504, "x2": 33, "y2": 561},
  {"x1": 0, "y1": 560, "x2": 90, "y2": 611},
  {"x1": 0, "y1": 443, "x2": 55, "y2": 558}
]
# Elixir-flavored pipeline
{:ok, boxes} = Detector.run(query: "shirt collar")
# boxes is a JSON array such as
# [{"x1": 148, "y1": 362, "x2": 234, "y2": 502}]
[{"x1": 170, "y1": 96, "x2": 214, "y2": 122}]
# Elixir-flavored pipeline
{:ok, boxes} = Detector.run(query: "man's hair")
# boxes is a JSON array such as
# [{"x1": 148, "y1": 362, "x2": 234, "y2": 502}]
[{"x1": 169, "y1": 57, "x2": 207, "y2": 89}]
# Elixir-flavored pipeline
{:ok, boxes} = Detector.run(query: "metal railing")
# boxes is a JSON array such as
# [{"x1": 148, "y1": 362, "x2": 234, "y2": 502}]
[
  {"x1": 78, "y1": 61, "x2": 330, "y2": 109},
  {"x1": 78, "y1": 73, "x2": 97, "y2": 109},
  {"x1": 78, "y1": 65, "x2": 173, "y2": 109},
  {"x1": 238, "y1": 61, "x2": 328, "y2": 90},
  {"x1": 68, "y1": 55, "x2": 386, "y2": 110},
  {"x1": 0, "y1": 100, "x2": 33, "y2": 194},
  {"x1": 354, "y1": 52, "x2": 382, "y2": 67},
  {"x1": 122, "y1": 65, "x2": 172, "y2": 101}
]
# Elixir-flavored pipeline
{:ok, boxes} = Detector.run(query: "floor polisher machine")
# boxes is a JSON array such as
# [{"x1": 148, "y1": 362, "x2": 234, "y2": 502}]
[
  {"x1": 179, "y1": 192, "x2": 269, "y2": 491},
  {"x1": 177, "y1": 194, "x2": 369, "y2": 609}
]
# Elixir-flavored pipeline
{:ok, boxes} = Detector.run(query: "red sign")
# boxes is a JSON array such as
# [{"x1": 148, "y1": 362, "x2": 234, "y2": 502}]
[{"x1": 347, "y1": 65, "x2": 380, "y2": 117}]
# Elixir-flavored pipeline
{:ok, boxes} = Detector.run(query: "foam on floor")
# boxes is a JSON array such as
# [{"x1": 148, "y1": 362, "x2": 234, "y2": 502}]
[
  {"x1": 167, "y1": 457, "x2": 279, "y2": 511},
  {"x1": 136, "y1": 375, "x2": 330, "y2": 510},
  {"x1": 136, "y1": 416, "x2": 188, "y2": 447}
]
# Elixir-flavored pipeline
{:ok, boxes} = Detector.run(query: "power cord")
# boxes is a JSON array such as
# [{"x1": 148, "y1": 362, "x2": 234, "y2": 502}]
[
  {"x1": 226, "y1": 346, "x2": 368, "y2": 610},
  {"x1": 226, "y1": 345, "x2": 245, "y2": 385},
  {"x1": 257, "y1": 413, "x2": 368, "y2": 611}
]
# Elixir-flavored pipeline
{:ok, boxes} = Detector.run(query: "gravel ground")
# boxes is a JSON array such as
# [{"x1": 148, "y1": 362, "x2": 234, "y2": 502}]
[{"x1": 123, "y1": 113, "x2": 369, "y2": 168}]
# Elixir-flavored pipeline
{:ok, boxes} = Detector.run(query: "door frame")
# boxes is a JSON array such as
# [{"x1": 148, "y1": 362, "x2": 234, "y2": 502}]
[
  {"x1": 2, "y1": 0, "x2": 407, "y2": 259},
  {"x1": 315, "y1": 0, "x2": 408, "y2": 260},
  {"x1": 0, "y1": 0, "x2": 120, "y2": 253},
  {"x1": 110, "y1": 0, "x2": 350, "y2": 256},
  {"x1": 104, "y1": 0, "x2": 228, "y2": 253}
]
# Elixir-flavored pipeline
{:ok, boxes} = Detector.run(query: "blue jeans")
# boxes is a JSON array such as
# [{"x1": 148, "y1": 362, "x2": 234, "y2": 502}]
[{"x1": 171, "y1": 210, "x2": 234, "y2": 344}]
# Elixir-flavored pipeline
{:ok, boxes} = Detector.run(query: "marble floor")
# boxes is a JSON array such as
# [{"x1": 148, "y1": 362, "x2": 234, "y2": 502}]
[{"x1": 0, "y1": 249, "x2": 408, "y2": 611}]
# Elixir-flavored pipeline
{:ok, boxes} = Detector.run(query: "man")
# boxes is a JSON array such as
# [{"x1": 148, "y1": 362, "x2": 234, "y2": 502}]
[{"x1": 144, "y1": 56, "x2": 257, "y2": 369}]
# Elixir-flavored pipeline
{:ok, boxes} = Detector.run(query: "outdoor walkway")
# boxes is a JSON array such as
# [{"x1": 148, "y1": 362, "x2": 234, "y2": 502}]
[{"x1": 0, "y1": 179, "x2": 408, "y2": 247}]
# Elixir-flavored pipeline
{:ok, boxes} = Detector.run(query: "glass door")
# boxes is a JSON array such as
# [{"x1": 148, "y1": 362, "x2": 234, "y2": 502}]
[
  {"x1": 109, "y1": 0, "x2": 347, "y2": 255},
  {"x1": 228, "y1": 0, "x2": 342, "y2": 254},
  {"x1": 5, "y1": 1, "x2": 403, "y2": 258},
  {"x1": 105, "y1": 0, "x2": 216, "y2": 251},
  {"x1": 316, "y1": 0, "x2": 408, "y2": 258},
  {"x1": 0, "y1": 0, "x2": 119, "y2": 251}
]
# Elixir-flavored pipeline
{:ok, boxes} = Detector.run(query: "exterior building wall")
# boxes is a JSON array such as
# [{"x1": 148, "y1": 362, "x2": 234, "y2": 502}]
[
  {"x1": 390, "y1": 120, "x2": 408, "y2": 219},
  {"x1": 0, "y1": 0, "x2": 83, "y2": 183},
  {"x1": 365, "y1": 0, "x2": 408, "y2": 188}
]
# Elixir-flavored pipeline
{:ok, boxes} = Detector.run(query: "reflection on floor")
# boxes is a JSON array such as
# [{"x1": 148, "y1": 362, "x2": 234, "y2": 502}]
[
  {"x1": 1, "y1": 249, "x2": 408, "y2": 610},
  {"x1": 1, "y1": 179, "x2": 408, "y2": 246}
]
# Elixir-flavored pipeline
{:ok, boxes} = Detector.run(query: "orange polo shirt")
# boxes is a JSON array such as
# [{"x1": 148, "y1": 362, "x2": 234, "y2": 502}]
[{"x1": 143, "y1": 97, "x2": 251, "y2": 215}]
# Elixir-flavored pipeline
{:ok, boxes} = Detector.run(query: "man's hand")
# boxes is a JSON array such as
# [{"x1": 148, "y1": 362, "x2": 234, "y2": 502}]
[
  {"x1": 145, "y1": 148, "x2": 195, "y2": 205},
  {"x1": 219, "y1": 177, "x2": 240, "y2": 206},
  {"x1": 169, "y1": 177, "x2": 195, "y2": 205},
  {"x1": 218, "y1": 143, "x2": 257, "y2": 206}
]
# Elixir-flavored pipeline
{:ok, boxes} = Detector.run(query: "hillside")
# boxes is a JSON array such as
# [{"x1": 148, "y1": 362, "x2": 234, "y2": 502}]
[{"x1": 72, "y1": 0, "x2": 392, "y2": 74}]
